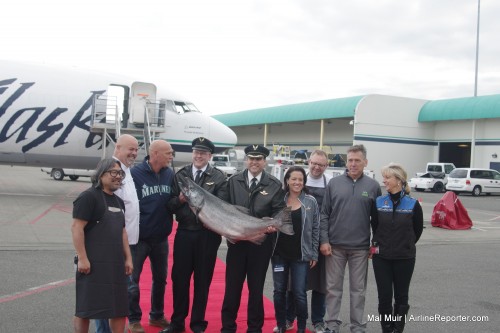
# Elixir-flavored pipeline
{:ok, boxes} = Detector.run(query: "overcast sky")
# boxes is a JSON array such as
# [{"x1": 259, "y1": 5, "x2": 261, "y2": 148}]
[{"x1": 1, "y1": 0, "x2": 499, "y2": 115}]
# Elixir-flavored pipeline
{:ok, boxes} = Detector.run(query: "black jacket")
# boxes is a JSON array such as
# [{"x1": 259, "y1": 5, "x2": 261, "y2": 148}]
[
  {"x1": 227, "y1": 170, "x2": 285, "y2": 218},
  {"x1": 167, "y1": 164, "x2": 228, "y2": 230},
  {"x1": 372, "y1": 193, "x2": 423, "y2": 259}
]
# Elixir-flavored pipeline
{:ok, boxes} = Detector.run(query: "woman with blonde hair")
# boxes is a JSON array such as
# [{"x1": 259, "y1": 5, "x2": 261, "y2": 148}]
[{"x1": 371, "y1": 163, "x2": 423, "y2": 333}]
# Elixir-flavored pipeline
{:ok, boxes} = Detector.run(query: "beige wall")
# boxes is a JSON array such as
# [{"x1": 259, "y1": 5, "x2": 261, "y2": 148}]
[{"x1": 227, "y1": 94, "x2": 500, "y2": 182}]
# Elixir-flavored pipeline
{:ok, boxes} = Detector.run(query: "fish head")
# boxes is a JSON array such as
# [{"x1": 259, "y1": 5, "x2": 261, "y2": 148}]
[{"x1": 178, "y1": 176, "x2": 205, "y2": 209}]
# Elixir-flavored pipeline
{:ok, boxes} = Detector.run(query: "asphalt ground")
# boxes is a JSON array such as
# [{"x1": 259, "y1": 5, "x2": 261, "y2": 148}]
[{"x1": 0, "y1": 165, "x2": 499, "y2": 332}]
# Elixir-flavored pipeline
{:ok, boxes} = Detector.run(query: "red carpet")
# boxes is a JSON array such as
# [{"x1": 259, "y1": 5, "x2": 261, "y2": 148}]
[{"x1": 133, "y1": 222, "x2": 278, "y2": 333}]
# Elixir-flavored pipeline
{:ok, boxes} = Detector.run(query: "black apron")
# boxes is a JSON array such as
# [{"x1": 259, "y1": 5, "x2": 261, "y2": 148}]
[
  {"x1": 306, "y1": 175, "x2": 327, "y2": 293},
  {"x1": 75, "y1": 191, "x2": 128, "y2": 319}
]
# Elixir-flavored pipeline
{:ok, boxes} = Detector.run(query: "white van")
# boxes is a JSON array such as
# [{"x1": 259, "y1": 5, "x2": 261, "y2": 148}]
[
  {"x1": 446, "y1": 168, "x2": 500, "y2": 196},
  {"x1": 41, "y1": 167, "x2": 94, "y2": 181}
]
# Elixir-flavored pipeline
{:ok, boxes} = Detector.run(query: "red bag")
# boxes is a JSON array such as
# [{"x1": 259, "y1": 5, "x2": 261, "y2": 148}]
[{"x1": 431, "y1": 191, "x2": 473, "y2": 230}]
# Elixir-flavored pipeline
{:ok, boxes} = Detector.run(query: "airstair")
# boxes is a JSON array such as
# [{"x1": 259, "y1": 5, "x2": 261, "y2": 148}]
[{"x1": 89, "y1": 82, "x2": 166, "y2": 160}]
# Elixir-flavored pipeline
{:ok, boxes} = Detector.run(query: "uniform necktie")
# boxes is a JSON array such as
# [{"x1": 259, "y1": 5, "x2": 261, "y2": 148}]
[
  {"x1": 250, "y1": 177, "x2": 257, "y2": 191},
  {"x1": 195, "y1": 170, "x2": 202, "y2": 184}
]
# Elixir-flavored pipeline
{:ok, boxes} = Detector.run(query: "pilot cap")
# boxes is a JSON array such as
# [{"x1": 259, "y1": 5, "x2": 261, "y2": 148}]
[
  {"x1": 192, "y1": 137, "x2": 215, "y2": 153},
  {"x1": 244, "y1": 144, "x2": 269, "y2": 158}
]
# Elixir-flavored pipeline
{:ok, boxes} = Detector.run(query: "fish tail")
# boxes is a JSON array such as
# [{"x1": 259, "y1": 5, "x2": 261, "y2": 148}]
[
  {"x1": 276, "y1": 206, "x2": 294, "y2": 235},
  {"x1": 279, "y1": 219, "x2": 294, "y2": 235}
]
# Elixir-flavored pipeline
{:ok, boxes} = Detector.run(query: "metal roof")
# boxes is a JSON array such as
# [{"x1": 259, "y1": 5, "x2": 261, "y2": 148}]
[
  {"x1": 212, "y1": 96, "x2": 365, "y2": 126},
  {"x1": 419, "y1": 94, "x2": 500, "y2": 122}
]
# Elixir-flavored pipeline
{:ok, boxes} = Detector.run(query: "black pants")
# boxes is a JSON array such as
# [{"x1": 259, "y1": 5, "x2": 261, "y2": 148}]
[
  {"x1": 221, "y1": 237, "x2": 273, "y2": 333},
  {"x1": 170, "y1": 228, "x2": 221, "y2": 331},
  {"x1": 372, "y1": 256, "x2": 415, "y2": 309}
]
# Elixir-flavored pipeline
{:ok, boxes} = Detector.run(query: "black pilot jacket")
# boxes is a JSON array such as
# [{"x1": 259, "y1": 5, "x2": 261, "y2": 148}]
[
  {"x1": 167, "y1": 163, "x2": 228, "y2": 230},
  {"x1": 227, "y1": 170, "x2": 285, "y2": 219}
]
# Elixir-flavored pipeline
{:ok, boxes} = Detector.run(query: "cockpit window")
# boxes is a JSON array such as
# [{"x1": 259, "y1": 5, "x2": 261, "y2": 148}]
[
  {"x1": 174, "y1": 101, "x2": 200, "y2": 113},
  {"x1": 185, "y1": 103, "x2": 199, "y2": 112}
]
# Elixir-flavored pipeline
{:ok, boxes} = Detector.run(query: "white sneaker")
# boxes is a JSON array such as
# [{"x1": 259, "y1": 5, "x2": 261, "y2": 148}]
[{"x1": 272, "y1": 321, "x2": 294, "y2": 332}]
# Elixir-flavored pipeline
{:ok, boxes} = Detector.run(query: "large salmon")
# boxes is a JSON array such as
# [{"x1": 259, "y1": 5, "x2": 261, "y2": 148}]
[{"x1": 178, "y1": 177, "x2": 293, "y2": 244}]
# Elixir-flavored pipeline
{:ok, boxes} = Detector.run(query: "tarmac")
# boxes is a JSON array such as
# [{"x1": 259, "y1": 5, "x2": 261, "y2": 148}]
[{"x1": 0, "y1": 165, "x2": 499, "y2": 332}]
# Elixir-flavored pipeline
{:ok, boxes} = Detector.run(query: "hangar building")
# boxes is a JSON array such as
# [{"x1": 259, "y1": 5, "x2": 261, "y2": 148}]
[{"x1": 213, "y1": 94, "x2": 500, "y2": 179}]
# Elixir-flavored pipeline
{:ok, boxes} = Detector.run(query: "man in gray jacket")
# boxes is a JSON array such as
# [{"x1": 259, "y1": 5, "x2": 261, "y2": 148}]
[{"x1": 320, "y1": 145, "x2": 381, "y2": 333}]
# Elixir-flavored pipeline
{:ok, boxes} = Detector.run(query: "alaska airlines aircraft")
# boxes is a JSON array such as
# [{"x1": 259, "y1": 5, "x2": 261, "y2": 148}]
[{"x1": 0, "y1": 60, "x2": 237, "y2": 169}]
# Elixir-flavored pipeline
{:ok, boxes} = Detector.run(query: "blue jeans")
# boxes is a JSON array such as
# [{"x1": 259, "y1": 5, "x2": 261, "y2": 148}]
[
  {"x1": 285, "y1": 291, "x2": 295, "y2": 323},
  {"x1": 128, "y1": 239, "x2": 169, "y2": 323},
  {"x1": 272, "y1": 255, "x2": 309, "y2": 330},
  {"x1": 286, "y1": 289, "x2": 326, "y2": 325},
  {"x1": 94, "y1": 319, "x2": 110, "y2": 333}
]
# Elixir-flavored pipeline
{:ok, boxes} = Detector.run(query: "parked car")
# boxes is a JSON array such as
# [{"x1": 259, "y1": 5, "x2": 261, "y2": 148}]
[
  {"x1": 328, "y1": 153, "x2": 346, "y2": 167},
  {"x1": 292, "y1": 151, "x2": 310, "y2": 165},
  {"x1": 416, "y1": 162, "x2": 455, "y2": 177},
  {"x1": 210, "y1": 154, "x2": 237, "y2": 177},
  {"x1": 324, "y1": 167, "x2": 375, "y2": 179},
  {"x1": 227, "y1": 149, "x2": 246, "y2": 172},
  {"x1": 409, "y1": 172, "x2": 446, "y2": 192},
  {"x1": 445, "y1": 168, "x2": 500, "y2": 196},
  {"x1": 41, "y1": 167, "x2": 94, "y2": 181}
]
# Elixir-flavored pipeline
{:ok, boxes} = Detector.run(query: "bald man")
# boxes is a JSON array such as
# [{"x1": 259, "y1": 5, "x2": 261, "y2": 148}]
[
  {"x1": 128, "y1": 140, "x2": 176, "y2": 333},
  {"x1": 114, "y1": 134, "x2": 140, "y2": 246}
]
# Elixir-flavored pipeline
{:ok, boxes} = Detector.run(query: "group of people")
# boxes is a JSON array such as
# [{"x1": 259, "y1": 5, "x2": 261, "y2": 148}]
[
  {"x1": 71, "y1": 136, "x2": 423, "y2": 333},
  {"x1": 274, "y1": 146, "x2": 423, "y2": 333}
]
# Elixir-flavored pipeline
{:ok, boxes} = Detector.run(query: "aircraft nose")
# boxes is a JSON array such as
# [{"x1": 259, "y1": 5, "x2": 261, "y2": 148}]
[{"x1": 208, "y1": 117, "x2": 237, "y2": 152}]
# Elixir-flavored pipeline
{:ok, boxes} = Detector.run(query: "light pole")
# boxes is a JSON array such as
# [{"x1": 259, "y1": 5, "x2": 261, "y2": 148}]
[
  {"x1": 474, "y1": 0, "x2": 480, "y2": 98},
  {"x1": 470, "y1": 0, "x2": 480, "y2": 167}
]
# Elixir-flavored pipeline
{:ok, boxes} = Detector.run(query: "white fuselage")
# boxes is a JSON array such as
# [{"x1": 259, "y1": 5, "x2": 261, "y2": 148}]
[{"x1": 0, "y1": 60, "x2": 236, "y2": 169}]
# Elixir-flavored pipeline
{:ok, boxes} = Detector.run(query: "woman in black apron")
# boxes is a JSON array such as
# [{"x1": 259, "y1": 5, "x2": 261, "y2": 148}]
[{"x1": 72, "y1": 159, "x2": 133, "y2": 333}]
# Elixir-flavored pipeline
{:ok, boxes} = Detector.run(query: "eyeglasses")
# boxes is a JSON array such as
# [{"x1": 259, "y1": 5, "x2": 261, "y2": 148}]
[
  {"x1": 309, "y1": 162, "x2": 327, "y2": 168},
  {"x1": 105, "y1": 169, "x2": 126, "y2": 178}
]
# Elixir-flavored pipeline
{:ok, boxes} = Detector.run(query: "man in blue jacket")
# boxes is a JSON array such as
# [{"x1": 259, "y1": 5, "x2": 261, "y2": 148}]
[{"x1": 128, "y1": 140, "x2": 175, "y2": 333}]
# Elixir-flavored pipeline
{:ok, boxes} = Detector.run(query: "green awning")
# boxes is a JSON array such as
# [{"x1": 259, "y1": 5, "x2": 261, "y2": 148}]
[
  {"x1": 213, "y1": 96, "x2": 365, "y2": 126},
  {"x1": 419, "y1": 94, "x2": 500, "y2": 122}
]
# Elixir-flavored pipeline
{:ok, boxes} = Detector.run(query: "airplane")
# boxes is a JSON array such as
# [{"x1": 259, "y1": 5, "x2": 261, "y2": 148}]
[{"x1": 0, "y1": 60, "x2": 237, "y2": 171}]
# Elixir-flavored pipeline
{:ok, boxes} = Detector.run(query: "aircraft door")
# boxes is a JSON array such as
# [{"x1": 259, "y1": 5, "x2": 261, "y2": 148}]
[
  {"x1": 130, "y1": 82, "x2": 157, "y2": 126},
  {"x1": 107, "y1": 85, "x2": 129, "y2": 127}
]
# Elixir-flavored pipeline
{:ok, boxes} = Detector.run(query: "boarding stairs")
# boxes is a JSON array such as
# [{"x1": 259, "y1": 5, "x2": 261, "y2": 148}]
[{"x1": 90, "y1": 93, "x2": 166, "y2": 160}]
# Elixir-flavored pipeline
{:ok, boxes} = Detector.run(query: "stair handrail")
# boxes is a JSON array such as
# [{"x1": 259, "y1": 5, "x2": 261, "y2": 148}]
[
  {"x1": 143, "y1": 103, "x2": 152, "y2": 154},
  {"x1": 114, "y1": 99, "x2": 121, "y2": 138}
]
